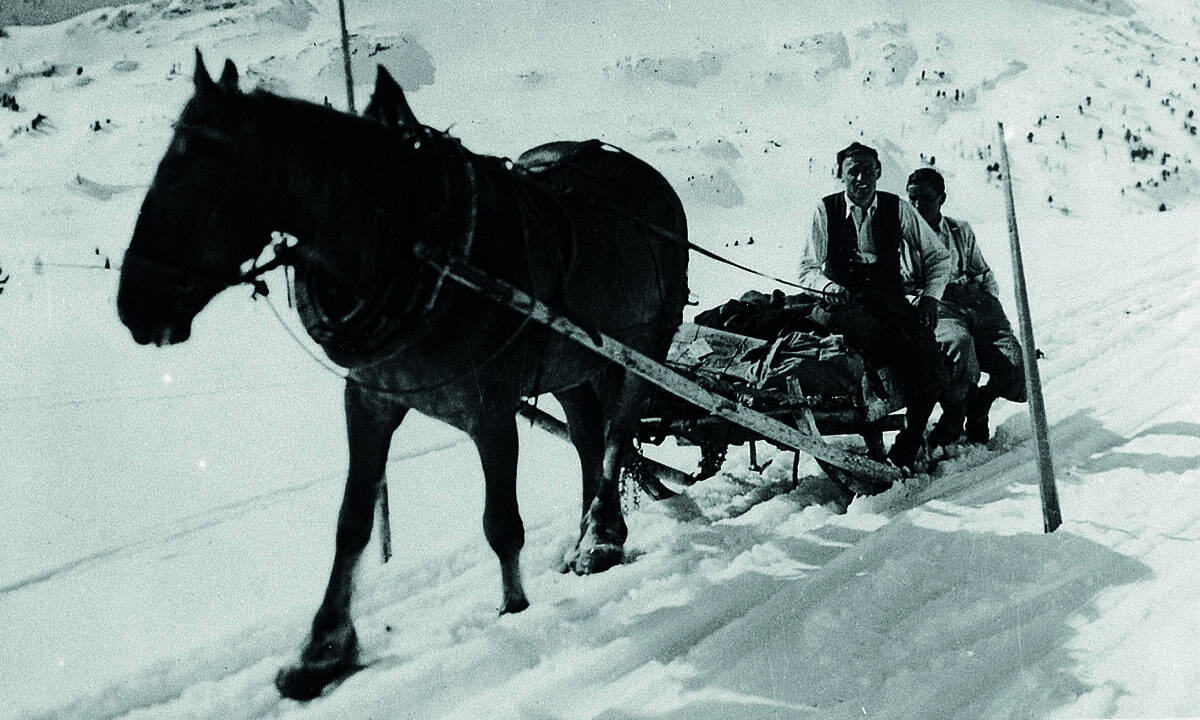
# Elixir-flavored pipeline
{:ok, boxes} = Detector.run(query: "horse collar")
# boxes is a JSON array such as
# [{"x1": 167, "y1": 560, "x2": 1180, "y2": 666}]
[{"x1": 293, "y1": 135, "x2": 481, "y2": 366}]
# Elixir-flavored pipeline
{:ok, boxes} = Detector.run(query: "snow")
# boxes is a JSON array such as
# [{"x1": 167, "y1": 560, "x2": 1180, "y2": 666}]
[{"x1": 2, "y1": 0, "x2": 1199, "y2": 718}]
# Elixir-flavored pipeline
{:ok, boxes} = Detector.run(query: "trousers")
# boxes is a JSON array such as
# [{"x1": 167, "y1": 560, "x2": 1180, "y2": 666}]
[
  {"x1": 815, "y1": 290, "x2": 948, "y2": 426},
  {"x1": 935, "y1": 283, "x2": 1026, "y2": 410}
]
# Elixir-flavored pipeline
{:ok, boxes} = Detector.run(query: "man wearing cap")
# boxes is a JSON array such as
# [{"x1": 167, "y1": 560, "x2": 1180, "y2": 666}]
[
  {"x1": 906, "y1": 167, "x2": 1026, "y2": 446},
  {"x1": 799, "y1": 142, "x2": 952, "y2": 469}
]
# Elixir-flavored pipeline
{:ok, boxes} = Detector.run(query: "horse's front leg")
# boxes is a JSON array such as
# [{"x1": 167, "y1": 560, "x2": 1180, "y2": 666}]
[
  {"x1": 276, "y1": 382, "x2": 407, "y2": 701},
  {"x1": 473, "y1": 412, "x2": 529, "y2": 614}
]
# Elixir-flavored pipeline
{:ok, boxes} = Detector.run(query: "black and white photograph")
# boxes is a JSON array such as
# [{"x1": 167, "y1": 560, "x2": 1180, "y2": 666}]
[{"x1": 2, "y1": 0, "x2": 1198, "y2": 717}]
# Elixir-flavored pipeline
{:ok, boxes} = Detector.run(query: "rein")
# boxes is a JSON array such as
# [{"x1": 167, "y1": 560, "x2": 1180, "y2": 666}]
[
  {"x1": 141, "y1": 117, "x2": 830, "y2": 401},
  {"x1": 527, "y1": 155, "x2": 838, "y2": 300}
]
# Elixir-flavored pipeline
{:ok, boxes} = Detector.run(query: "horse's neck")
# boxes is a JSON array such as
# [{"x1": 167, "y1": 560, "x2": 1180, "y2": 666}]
[{"x1": 255, "y1": 122, "x2": 432, "y2": 283}]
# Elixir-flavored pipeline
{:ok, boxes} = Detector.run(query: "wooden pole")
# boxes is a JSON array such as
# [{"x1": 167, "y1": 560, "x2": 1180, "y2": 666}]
[
  {"x1": 997, "y1": 122, "x2": 1063, "y2": 533},
  {"x1": 414, "y1": 244, "x2": 902, "y2": 492},
  {"x1": 336, "y1": 0, "x2": 388, "y2": 559},
  {"x1": 337, "y1": 0, "x2": 356, "y2": 113}
]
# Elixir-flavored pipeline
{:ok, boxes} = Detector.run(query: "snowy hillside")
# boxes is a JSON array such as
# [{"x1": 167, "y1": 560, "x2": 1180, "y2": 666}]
[{"x1": 2, "y1": 0, "x2": 1199, "y2": 718}]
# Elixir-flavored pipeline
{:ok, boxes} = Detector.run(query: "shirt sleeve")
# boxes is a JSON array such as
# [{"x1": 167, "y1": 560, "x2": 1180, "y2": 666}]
[
  {"x1": 957, "y1": 221, "x2": 1000, "y2": 296},
  {"x1": 799, "y1": 202, "x2": 840, "y2": 294},
  {"x1": 898, "y1": 199, "x2": 951, "y2": 300}
]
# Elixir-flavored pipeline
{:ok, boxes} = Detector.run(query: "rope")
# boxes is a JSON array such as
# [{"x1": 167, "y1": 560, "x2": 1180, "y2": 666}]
[
  {"x1": 262, "y1": 292, "x2": 348, "y2": 380},
  {"x1": 528, "y1": 151, "x2": 835, "y2": 299},
  {"x1": 686, "y1": 239, "x2": 816, "y2": 294},
  {"x1": 262, "y1": 259, "x2": 546, "y2": 397}
]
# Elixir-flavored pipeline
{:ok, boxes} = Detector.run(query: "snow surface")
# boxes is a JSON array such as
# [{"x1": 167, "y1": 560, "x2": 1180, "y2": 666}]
[{"x1": 2, "y1": 0, "x2": 1199, "y2": 718}]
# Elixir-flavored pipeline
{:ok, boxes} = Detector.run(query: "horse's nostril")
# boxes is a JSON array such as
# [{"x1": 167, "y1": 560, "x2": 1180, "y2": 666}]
[{"x1": 156, "y1": 322, "x2": 191, "y2": 346}]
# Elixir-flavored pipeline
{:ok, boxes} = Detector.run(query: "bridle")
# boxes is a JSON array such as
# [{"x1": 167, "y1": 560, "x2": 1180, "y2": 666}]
[
  {"x1": 122, "y1": 116, "x2": 341, "y2": 309},
  {"x1": 119, "y1": 119, "x2": 265, "y2": 296},
  {"x1": 127, "y1": 115, "x2": 480, "y2": 366},
  {"x1": 119, "y1": 238, "x2": 295, "y2": 314}
]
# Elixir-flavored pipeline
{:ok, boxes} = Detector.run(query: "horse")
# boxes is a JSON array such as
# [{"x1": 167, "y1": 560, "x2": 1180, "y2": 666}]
[{"x1": 116, "y1": 51, "x2": 689, "y2": 700}]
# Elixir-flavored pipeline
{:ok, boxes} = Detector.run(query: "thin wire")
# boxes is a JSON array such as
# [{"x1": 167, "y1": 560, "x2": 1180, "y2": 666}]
[
  {"x1": 262, "y1": 273, "x2": 540, "y2": 397},
  {"x1": 262, "y1": 292, "x2": 348, "y2": 380}
]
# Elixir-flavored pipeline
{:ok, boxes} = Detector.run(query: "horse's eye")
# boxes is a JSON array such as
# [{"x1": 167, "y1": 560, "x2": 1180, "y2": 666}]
[{"x1": 170, "y1": 134, "x2": 188, "y2": 156}]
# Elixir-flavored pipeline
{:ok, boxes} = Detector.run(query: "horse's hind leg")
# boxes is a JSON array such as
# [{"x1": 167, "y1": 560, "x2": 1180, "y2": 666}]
[
  {"x1": 276, "y1": 382, "x2": 406, "y2": 701},
  {"x1": 473, "y1": 409, "x2": 529, "y2": 614},
  {"x1": 559, "y1": 375, "x2": 631, "y2": 575}
]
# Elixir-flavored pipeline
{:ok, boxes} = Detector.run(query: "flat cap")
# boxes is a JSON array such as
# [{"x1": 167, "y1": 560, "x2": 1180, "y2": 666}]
[
  {"x1": 836, "y1": 141, "x2": 879, "y2": 167},
  {"x1": 835, "y1": 142, "x2": 880, "y2": 177}
]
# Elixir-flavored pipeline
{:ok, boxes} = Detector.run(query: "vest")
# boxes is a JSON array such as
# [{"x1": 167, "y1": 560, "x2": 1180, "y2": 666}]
[{"x1": 822, "y1": 191, "x2": 903, "y2": 294}]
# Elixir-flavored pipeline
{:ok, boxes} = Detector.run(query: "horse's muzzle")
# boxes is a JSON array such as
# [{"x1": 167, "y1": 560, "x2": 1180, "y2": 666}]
[
  {"x1": 117, "y1": 285, "x2": 195, "y2": 346},
  {"x1": 128, "y1": 321, "x2": 192, "y2": 347}
]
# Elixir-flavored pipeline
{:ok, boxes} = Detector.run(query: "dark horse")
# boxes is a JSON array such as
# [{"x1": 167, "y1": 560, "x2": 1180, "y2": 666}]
[{"x1": 116, "y1": 51, "x2": 688, "y2": 700}]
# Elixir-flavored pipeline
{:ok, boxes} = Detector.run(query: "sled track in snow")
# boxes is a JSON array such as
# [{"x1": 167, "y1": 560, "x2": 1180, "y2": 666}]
[{"x1": 1, "y1": 437, "x2": 470, "y2": 596}]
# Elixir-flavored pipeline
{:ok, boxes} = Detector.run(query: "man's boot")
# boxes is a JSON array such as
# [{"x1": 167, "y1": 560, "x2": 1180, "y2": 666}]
[
  {"x1": 965, "y1": 387, "x2": 995, "y2": 444},
  {"x1": 928, "y1": 407, "x2": 965, "y2": 448},
  {"x1": 887, "y1": 427, "x2": 925, "y2": 469}
]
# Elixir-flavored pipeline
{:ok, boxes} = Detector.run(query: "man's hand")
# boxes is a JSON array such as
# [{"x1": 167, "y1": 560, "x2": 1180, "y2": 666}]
[
  {"x1": 916, "y1": 295, "x2": 938, "y2": 329},
  {"x1": 821, "y1": 281, "x2": 845, "y2": 297}
]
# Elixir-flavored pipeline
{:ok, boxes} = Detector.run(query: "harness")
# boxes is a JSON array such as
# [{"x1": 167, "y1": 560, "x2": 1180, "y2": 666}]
[
  {"x1": 293, "y1": 128, "x2": 479, "y2": 367},
  {"x1": 126, "y1": 117, "x2": 819, "y2": 399}
]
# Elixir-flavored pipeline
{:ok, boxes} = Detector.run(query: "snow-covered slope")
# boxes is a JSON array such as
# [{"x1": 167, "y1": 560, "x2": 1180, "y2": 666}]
[{"x1": 2, "y1": 1, "x2": 1199, "y2": 718}]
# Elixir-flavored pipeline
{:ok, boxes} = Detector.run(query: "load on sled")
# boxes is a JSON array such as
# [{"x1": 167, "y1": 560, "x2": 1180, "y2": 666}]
[
  {"x1": 516, "y1": 287, "x2": 910, "y2": 498},
  {"x1": 640, "y1": 288, "x2": 907, "y2": 495}
]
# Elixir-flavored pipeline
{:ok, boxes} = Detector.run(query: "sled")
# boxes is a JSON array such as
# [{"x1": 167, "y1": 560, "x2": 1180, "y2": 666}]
[
  {"x1": 417, "y1": 245, "x2": 908, "y2": 497},
  {"x1": 634, "y1": 322, "x2": 907, "y2": 495}
]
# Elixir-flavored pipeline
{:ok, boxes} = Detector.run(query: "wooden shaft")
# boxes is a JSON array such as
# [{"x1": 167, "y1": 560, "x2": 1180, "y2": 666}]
[
  {"x1": 997, "y1": 122, "x2": 1063, "y2": 533},
  {"x1": 419, "y1": 247, "x2": 902, "y2": 485},
  {"x1": 515, "y1": 404, "x2": 688, "y2": 497}
]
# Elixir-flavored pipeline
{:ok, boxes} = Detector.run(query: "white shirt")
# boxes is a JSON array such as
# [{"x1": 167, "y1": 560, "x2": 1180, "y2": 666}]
[
  {"x1": 935, "y1": 215, "x2": 1000, "y2": 297},
  {"x1": 799, "y1": 191, "x2": 951, "y2": 300}
]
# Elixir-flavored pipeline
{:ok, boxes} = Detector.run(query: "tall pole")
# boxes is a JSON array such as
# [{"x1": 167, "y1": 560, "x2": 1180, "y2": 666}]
[
  {"x1": 337, "y1": 0, "x2": 389, "y2": 560},
  {"x1": 997, "y1": 122, "x2": 1062, "y2": 533},
  {"x1": 337, "y1": 0, "x2": 356, "y2": 113}
]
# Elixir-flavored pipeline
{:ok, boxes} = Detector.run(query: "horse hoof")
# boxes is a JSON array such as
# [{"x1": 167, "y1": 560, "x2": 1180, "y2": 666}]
[
  {"x1": 570, "y1": 543, "x2": 624, "y2": 575},
  {"x1": 500, "y1": 595, "x2": 530, "y2": 615},
  {"x1": 275, "y1": 659, "x2": 362, "y2": 701}
]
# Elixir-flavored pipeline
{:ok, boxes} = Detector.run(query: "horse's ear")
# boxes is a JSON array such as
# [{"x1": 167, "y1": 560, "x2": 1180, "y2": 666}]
[
  {"x1": 218, "y1": 59, "x2": 240, "y2": 93},
  {"x1": 365, "y1": 65, "x2": 419, "y2": 128},
  {"x1": 194, "y1": 48, "x2": 214, "y2": 91}
]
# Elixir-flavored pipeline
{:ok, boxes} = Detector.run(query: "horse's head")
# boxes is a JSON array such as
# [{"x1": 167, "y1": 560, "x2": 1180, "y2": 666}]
[{"x1": 118, "y1": 50, "x2": 270, "y2": 346}]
